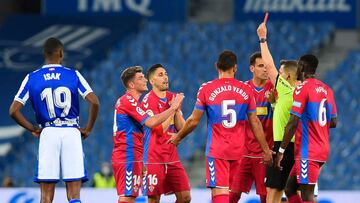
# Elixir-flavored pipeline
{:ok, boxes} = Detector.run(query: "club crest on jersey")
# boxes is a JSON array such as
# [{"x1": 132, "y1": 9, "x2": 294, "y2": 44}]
[
  {"x1": 43, "y1": 73, "x2": 61, "y2": 81},
  {"x1": 149, "y1": 185, "x2": 155, "y2": 192},
  {"x1": 136, "y1": 107, "x2": 146, "y2": 116},
  {"x1": 265, "y1": 90, "x2": 271, "y2": 98}
]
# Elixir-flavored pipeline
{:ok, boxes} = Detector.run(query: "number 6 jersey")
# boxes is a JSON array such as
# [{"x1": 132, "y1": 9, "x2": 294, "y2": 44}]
[
  {"x1": 291, "y1": 78, "x2": 337, "y2": 162},
  {"x1": 14, "y1": 64, "x2": 93, "y2": 128},
  {"x1": 194, "y1": 78, "x2": 256, "y2": 160}
]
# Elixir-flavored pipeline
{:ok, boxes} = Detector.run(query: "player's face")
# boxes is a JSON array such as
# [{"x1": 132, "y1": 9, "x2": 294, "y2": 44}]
[
  {"x1": 251, "y1": 58, "x2": 268, "y2": 80},
  {"x1": 150, "y1": 67, "x2": 169, "y2": 91},
  {"x1": 132, "y1": 72, "x2": 148, "y2": 92}
]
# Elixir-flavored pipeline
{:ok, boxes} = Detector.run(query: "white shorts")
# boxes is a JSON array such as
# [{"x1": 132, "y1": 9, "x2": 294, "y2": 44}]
[{"x1": 34, "y1": 127, "x2": 87, "y2": 183}]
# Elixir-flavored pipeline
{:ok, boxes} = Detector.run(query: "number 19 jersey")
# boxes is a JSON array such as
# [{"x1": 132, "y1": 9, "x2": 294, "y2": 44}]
[
  {"x1": 194, "y1": 78, "x2": 256, "y2": 160},
  {"x1": 14, "y1": 64, "x2": 93, "y2": 128}
]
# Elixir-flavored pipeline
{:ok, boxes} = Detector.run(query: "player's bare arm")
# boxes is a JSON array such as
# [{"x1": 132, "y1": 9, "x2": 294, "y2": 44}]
[
  {"x1": 80, "y1": 92, "x2": 100, "y2": 139},
  {"x1": 167, "y1": 109, "x2": 203, "y2": 146},
  {"x1": 159, "y1": 114, "x2": 175, "y2": 133},
  {"x1": 257, "y1": 22, "x2": 278, "y2": 85},
  {"x1": 248, "y1": 112, "x2": 273, "y2": 165},
  {"x1": 168, "y1": 93, "x2": 186, "y2": 131},
  {"x1": 9, "y1": 101, "x2": 42, "y2": 137},
  {"x1": 174, "y1": 107, "x2": 185, "y2": 131},
  {"x1": 275, "y1": 114, "x2": 299, "y2": 170},
  {"x1": 144, "y1": 93, "x2": 184, "y2": 128}
]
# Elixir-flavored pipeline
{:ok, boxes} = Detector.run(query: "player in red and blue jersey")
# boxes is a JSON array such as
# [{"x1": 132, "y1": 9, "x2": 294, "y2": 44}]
[
  {"x1": 275, "y1": 54, "x2": 337, "y2": 203},
  {"x1": 230, "y1": 52, "x2": 274, "y2": 203},
  {"x1": 168, "y1": 51, "x2": 273, "y2": 203},
  {"x1": 141, "y1": 64, "x2": 191, "y2": 203},
  {"x1": 112, "y1": 66, "x2": 184, "y2": 203}
]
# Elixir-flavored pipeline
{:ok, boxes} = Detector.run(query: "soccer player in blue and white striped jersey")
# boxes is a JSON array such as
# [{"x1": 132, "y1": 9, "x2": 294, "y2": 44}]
[{"x1": 9, "y1": 37, "x2": 99, "y2": 203}]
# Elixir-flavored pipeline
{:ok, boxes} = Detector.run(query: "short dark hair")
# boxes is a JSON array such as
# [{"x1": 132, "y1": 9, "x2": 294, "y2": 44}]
[
  {"x1": 121, "y1": 66, "x2": 143, "y2": 88},
  {"x1": 298, "y1": 54, "x2": 319, "y2": 75},
  {"x1": 147, "y1": 64, "x2": 164, "y2": 80},
  {"x1": 250, "y1": 52, "x2": 262, "y2": 66},
  {"x1": 280, "y1": 60, "x2": 298, "y2": 71},
  {"x1": 216, "y1": 50, "x2": 237, "y2": 71},
  {"x1": 43, "y1": 37, "x2": 63, "y2": 57}
]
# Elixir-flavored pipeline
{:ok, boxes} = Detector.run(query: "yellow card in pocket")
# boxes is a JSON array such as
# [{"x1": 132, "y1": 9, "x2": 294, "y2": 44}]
[{"x1": 256, "y1": 107, "x2": 268, "y2": 116}]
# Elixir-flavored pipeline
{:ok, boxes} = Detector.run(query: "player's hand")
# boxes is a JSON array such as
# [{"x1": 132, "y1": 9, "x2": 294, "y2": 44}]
[
  {"x1": 167, "y1": 132, "x2": 181, "y2": 146},
  {"x1": 265, "y1": 89, "x2": 276, "y2": 104},
  {"x1": 31, "y1": 127, "x2": 42, "y2": 137},
  {"x1": 275, "y1": 152, "x2": 284, "y2": 171},
  {"x1": 257, "y1": 22, "x2": 267, "y2": 39},
  {"x1": 170, "y1": 93, "x2": 185, "y2": 111},
  {"x1": 79, "y1": 128, "x2": 91, "y2": 139},
  {"x1": 263, "y1": 149, "x2": 273, "y2": 166}
]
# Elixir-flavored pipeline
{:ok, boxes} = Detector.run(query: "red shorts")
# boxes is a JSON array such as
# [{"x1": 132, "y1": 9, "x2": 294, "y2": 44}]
[
  {"x1": 289, "y1": 159, "x2": 324, "y2": 184},
  {"x1": 231, "y1": 157, "x2": 267, "y2": 195},
  {"x1": 205, "y1": 156, "x2": 242, "y2": 189},
  {"x1": 112, "y1": 161, "x2": 143, "y2": 197},
  {"x1": 143, "y1": 161, "x2": 190, "y2": 196}
]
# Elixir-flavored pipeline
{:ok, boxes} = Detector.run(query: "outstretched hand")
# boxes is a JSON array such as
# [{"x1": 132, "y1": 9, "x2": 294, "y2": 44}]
[
  {"x1": 257, "y1": 12, "x2": 269, "y2": 39},
  {"x1": 167, "y1": 132, "x2": 181, "y2": 146},
  {"x1": 170, "y1": 93, "x2": 185, "y2": 111},
  {"x1": 257, "y1": 23, "x2": 267, "y2": 39}
]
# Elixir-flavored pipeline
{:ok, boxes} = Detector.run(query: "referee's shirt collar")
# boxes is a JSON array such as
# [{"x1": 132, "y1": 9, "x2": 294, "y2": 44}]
[{"x1": 42, "y1": 64, "x2": 62, "y2": 68}]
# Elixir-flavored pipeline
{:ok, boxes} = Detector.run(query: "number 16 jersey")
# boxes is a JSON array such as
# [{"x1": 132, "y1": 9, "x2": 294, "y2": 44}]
[{"x1": 194, "y1": 78, "x2": 256, "y2": 160}]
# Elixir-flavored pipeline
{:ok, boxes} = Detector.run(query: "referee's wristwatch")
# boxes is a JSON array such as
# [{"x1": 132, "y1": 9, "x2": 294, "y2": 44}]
[{"x1": 259, "y1": 38, "x2": 267, "y2": 43}]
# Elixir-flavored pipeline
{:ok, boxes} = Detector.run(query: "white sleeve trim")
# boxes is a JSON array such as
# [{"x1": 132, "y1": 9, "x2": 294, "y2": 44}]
[
  {"x1": 75, "y1": 70, "x2": 93, "y2": 99},
  {"x1": 14, "y1": 97, "x2": 26, "y2": 105},
  {"x1": 14, "y1": 74, "x2": 30, "y2": 104}
]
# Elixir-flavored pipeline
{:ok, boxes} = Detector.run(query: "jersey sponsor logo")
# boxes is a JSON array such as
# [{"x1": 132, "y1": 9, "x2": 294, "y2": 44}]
[
  {"x1": 256, "y1": 106, "x2": 268, "y2": 116},
  {"x1": 136, "y1": 107, "x2": 146, "y2": 116}
]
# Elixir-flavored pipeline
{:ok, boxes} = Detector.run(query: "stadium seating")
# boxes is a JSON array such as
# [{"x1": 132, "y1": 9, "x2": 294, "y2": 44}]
[
  {"x1": 1, "y1": 21, "x2": 337, "y2": 187},
  {"x1": 320, "y1": 48, "x2": 360, "y2": 190}
]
